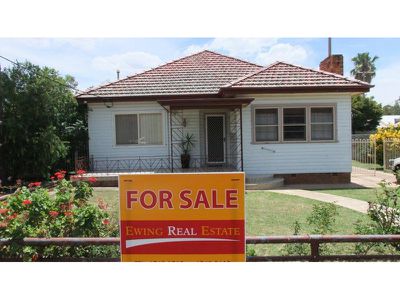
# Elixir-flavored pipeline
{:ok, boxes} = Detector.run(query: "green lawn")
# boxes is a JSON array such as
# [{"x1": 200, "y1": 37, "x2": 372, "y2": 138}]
[
  {"x1": 352, "y1": 160, "x2": 383, "y2": 171},
  {"x1": 90, "y1": 188, "x2": 369, "y2": 256},
  {"x1": 309, "y1": 188, "x2": 378, "y2": 202},
  {"x1": 247, "y1": 191, "x2": 369, "y2": 256}
]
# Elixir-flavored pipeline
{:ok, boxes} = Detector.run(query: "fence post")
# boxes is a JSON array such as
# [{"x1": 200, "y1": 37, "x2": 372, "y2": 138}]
[
  {"x1": 383, "y1": 139, "x2": 387, "y2": 171},
  {"x1": 310, "y1": 239, "x2": 320, "y2": 262}
]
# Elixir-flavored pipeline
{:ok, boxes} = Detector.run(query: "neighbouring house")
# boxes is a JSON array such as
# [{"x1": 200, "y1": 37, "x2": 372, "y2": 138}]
[
  {"x1": 379, "y1": 115, "x2": 400, "y2": 128},
  {"x1": 76, "y1": 50, "x2": 371, "y2": 184}
]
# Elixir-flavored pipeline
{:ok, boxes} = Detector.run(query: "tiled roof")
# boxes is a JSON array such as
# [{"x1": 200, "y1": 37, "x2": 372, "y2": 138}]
[
  {"x1": 227, "y1": 61, "x2": 372, "y2": 90},
  {"x1": 77, "y1": 51, "x2": 371, "y2": 100},
  {"x1": 77, "y1": 50, "x2": 262, "y2": 98}
]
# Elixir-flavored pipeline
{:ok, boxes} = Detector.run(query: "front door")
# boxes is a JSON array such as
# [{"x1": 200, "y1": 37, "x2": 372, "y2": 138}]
[{"x1": 206, "y1": 114, "x2": 225, "y2": 164}]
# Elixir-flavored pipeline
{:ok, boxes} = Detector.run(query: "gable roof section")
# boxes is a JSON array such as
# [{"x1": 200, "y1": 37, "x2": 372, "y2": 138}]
[
  {"x1": 77, "y1": 51, "x2": 372, "y2": 100},
  {"x1": 223, "y1": 61, "x2": 372, "y2": 93},
  {"x1": 77, "y1": 50, "x2": 262, "y2": 99}
]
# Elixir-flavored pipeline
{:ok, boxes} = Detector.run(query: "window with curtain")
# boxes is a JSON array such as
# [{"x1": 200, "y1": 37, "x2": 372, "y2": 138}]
[
  {"x1": 310, "y1": 107, "x2": 334, "y2": 141},
  {"x1": 139, "y1": 113, "x2": 162, "y2": 144},
  {"x1": 115, "y1": 113, "x2": 162, "y2": 145},
  {"x1": 283, "y1": 108, "x2": 306, "y2": 141},
  {"x1": 254, "y1": 108, "x2": 279, "y2": 142}
]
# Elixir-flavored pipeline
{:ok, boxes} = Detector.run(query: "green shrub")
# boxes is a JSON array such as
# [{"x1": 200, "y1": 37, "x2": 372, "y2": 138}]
[
  {"x1": 354, "y1": 181, "x2": 400, "y2": 254},
  {"x1": 282, "y1": 203, "x2": 338, "y2": 256},
  {"x1": 246, "y1": 245, "x2": 256, "y2": 257},
  {"x1": 0, "y1": 173, "x2": 118, "y2": 261}
]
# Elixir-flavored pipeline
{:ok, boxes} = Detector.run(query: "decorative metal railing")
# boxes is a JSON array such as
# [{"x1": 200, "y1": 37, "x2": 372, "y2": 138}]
[{"x1": 78, "y1": 154, "x2": 242, "y2": 173}]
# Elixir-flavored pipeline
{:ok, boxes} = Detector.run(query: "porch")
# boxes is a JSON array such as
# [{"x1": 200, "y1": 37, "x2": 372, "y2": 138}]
[{"x1": 77, "y1": 97, "x2": 253, "y2": 174}]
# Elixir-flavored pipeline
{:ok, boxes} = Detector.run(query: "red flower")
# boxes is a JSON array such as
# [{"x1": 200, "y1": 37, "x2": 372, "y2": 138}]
[
  {"x1": 50, "y1": 176, "x2": 55, "y2": 180},
  {"x1": 7, "y1": 213, "x2": 17, "y2": 220},
  {"x1": 102, "y1": 219, "x2": 110, "y2": 225},
  {"x1": 0, "y1": 208, "x2": 8, "y2": 214},
  {"x1": 88, "y1": 177, "x2": 97, "y2": 183},
  {"x1": 31, "y1": 254, "x2": 39, "y2": 261},
  {"x1": 22, "y1": 199, "x2": 32, "y2": 205},
  {"x1": 54, "y1": 171, "x2": 66, "y2": 180},
  {"x1": 64, "y1": 211, "x2": 73, "y2": 217},
  {"x1": 49, "y1": 211, "x2": 59, "y2": 218},
  {"x1": 0, "y1": 221, "x2": 8, "y2": 228},
  {"x1": 28, "y1": 181, "x2": 41, "y2": 188},
  {"x1": 76, "y1": 169, "x2": 86, "y2": 175}
]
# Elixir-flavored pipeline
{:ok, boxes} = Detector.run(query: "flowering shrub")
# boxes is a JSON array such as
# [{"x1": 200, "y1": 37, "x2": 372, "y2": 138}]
[
  {"x1": 0, "y1": 171, "x2": 119, "y2": 261},
  {"x1": 370, "y1": 124, "x2": 400, "y2": 166}
]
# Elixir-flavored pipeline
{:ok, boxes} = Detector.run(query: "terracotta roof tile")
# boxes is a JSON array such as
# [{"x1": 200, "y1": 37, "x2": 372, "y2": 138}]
[
  {"x1": 78, "y1": 50, "x2": 262, "y2": 98},
  {"x1": 227, "y1": 61, "x2": 372, "y2": 89},
  {"x1": 77, "y1": 51, "x2": 371, "y2": 99}
]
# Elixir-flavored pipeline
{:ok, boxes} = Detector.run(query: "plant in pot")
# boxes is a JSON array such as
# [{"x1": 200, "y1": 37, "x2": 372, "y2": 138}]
[{"x1": 181, "y1": 133, "x2": 195, "y2": 169}]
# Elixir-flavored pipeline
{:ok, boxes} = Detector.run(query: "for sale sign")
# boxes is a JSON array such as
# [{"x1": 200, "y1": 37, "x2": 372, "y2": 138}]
[{"x1": 119, "y1": 172, "x2": 245, "y2": 262}]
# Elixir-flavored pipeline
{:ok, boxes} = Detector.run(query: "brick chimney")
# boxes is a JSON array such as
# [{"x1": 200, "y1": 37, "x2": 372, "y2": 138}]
[{"x1": 319, "y1": 54, "x2": 344, "y2": 75}]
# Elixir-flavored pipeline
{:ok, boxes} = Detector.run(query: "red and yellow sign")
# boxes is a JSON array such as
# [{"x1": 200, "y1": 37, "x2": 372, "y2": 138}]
[{"x1": 119, "y1": 172, "x2": 245, "y2": 262}]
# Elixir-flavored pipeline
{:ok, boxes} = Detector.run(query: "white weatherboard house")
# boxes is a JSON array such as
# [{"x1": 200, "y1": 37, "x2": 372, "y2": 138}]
[{"x1": 76, "y1": 50, "x2": 371, "y2": 184}]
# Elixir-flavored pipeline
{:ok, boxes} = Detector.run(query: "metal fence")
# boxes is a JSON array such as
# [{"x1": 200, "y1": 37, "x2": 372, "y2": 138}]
[
  {"x1": 383, "y1": 138, "x2": 400, "y2": 171},
  {"x1": 352, "y1": 138, "x2": 400, "y2": 174},
  {"x1": 2, "y1": 235, "x2": 400, "y2": 262},
  {"x1": 351, "y1": 138, "x2": 377, "y2": 175}
]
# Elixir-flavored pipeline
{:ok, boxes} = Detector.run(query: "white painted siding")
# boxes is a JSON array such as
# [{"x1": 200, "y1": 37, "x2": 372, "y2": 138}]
[
  {"x1": 88, "y1": 102, "x2": 169, "y2": 158},
  {"x1": 241, "y1": 93, "x2": 352, "y2": 175},
  {"x1": 87, "y1": 93, "x2": 352, "y2": 175}
]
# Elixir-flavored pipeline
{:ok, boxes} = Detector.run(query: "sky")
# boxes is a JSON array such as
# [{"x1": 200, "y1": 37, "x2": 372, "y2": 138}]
[{"x1": 0, "y1": 38, "x2": 399, "y2": 105}]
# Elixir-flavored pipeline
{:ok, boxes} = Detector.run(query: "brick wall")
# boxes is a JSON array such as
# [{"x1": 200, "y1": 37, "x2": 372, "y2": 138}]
[
  {"x1": 274, "y1": 172, "x2": 350, "y2": 184},
  {"x1": 319, "y1": 55, "x2": 343, "y2": 75}
]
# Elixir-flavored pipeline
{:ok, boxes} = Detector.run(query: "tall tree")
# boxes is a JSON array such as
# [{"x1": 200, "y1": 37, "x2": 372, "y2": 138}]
[
  {"x1": 0, "y1": 61, "x2": 87, "y2": 180},
  {"x1": 350, "y1": 52, "x2": 382, "y2": 132},
  {"x1": 350, "y1": 52, "x2": 379, "y2": 83},
  {"x1": 352, "y1": 95, "x2": 383, "y2": 133}
]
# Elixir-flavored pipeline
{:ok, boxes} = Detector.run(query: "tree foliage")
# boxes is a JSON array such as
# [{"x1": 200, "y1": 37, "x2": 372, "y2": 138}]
[
  {"x1": 352, "y1": 94, "x2": 383, "y2": 133},
  {"x1": 350, "y1": 52, "x2": 382, "y2": 133},
  {"x1": 350, "y1": 52, "x2": 378, "y2": 84},
  {"x1": 0, "y1": 61, "x2": 87, "y2": 179},
  {"x1": 382, "y1": 98, "x2": 400, "y2": 115}
]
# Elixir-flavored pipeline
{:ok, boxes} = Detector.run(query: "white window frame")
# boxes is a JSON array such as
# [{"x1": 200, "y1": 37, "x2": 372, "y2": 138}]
[
  {"x1": 310, "y1": 106, "x2": 335, "y2": 142},
  {"x1": 254, "y1": 108, "x2": 280, "y2": 143},
  {"x1": 252, "y1": 104, "x2": 337, "y2": 144},
  {"x1": 113, "y1": 112, "x2": 164, "y2": 147}
]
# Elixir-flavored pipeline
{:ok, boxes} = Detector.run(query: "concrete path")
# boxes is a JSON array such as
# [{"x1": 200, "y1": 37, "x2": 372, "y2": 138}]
[
  {"x1": 271, "y1": 189, "x2": 369, "y2": 214},
  {"x1": 351, "y1": 167, "x2": 397, "y2": 188}
]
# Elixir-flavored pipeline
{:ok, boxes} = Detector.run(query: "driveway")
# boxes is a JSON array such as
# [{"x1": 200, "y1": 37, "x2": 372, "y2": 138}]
[{"x1": 351, "y1": 167, "x2": 396, "y2": 188}]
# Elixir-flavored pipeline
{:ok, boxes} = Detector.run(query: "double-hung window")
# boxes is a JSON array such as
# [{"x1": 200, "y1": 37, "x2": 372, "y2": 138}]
[
  {"x1": 283, "y1": 108, "x2": 306, "y2": 141},
  {"x1": 115, "y1": 113, "x2": 163, "y2": 145},
  {"x1": 254, "y1": 108, "x2": 279, "y2": 142},
  {"x1": 253, "y1": 105, "x2": 335, "y2": 143},
  {"x1": 310, "y1": 107, "x2": 334, "y2": 141}
]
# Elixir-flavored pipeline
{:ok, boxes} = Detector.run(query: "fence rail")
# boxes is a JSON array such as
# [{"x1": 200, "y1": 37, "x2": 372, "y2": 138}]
[{"x1": 2, "y1": 235, "x2": 400, "y2": 262}]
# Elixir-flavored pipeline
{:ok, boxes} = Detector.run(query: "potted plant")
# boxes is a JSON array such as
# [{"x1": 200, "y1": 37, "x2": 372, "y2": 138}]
[{"x1": 181, "y1": 133, "x2": 195, "y2": 169}]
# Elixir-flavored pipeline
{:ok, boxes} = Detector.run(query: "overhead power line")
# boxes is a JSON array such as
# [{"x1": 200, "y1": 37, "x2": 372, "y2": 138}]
[{"x1": 0, "y1": 54, "x2": 98, "y2": 97}]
